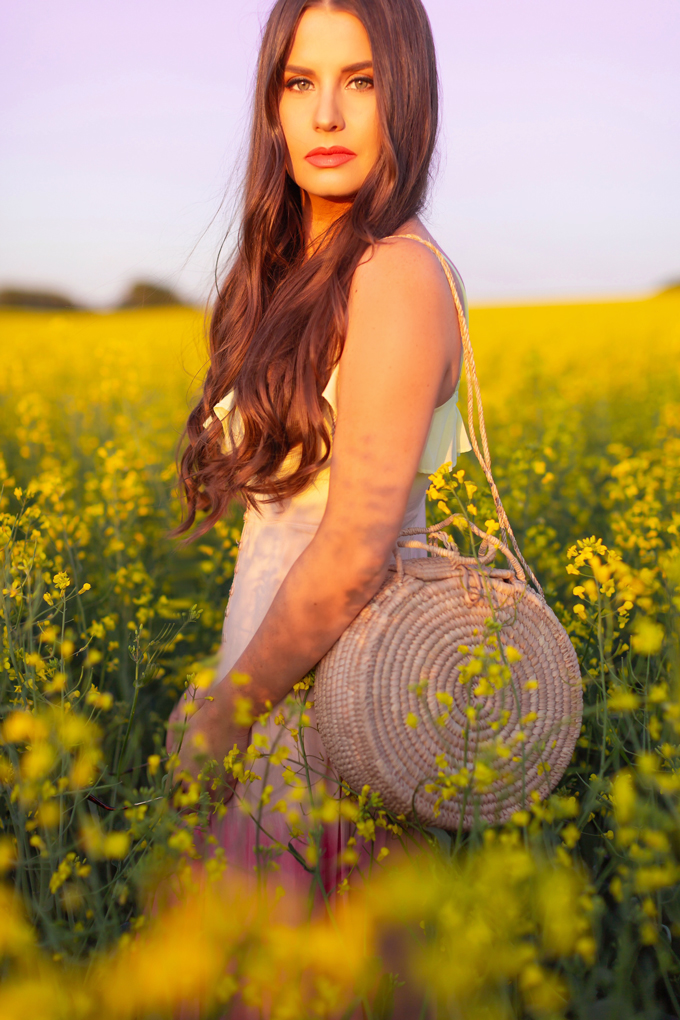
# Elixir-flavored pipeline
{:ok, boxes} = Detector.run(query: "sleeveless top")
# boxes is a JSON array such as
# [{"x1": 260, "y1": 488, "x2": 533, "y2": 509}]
[{"x1": 204, "y1": 237, "x2": 472, "y2": 481}]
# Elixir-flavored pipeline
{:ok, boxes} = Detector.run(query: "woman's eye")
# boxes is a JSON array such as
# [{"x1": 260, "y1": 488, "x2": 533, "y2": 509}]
[
  {"x1": 285, "y1": 77, "x2": 314, "y2": 92},
  {"x1": 348, "y1": 76, "x2": 374, "y2": 92}
]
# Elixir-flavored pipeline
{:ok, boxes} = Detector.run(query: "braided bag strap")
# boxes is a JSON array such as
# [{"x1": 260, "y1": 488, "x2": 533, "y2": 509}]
[{"x1": 386, "y1": 233, "x2": 545, "y2": 601}]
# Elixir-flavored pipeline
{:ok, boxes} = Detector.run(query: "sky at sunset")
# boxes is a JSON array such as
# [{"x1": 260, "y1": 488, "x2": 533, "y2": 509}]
[{"x1": 1, "y1": 0, "x2": 678, "y2": 306}]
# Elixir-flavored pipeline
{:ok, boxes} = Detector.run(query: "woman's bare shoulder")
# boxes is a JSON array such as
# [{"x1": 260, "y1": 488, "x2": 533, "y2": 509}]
[
  {"x1": 344, "y1": 226, "x2": 461, "y2": 379},
  {"x1": 350, "y1": 232, "x2": 454, "y2": 326}
]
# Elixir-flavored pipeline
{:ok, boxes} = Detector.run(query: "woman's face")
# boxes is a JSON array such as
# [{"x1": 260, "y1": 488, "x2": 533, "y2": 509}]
[{"x1": 279, "y1": 7, "x2": 380, "y2": 202}]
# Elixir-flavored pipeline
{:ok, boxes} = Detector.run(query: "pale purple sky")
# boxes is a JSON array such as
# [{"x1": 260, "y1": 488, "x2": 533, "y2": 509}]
[{"x1": 1, "y1": 0, "x2": 678, "y2": 305}]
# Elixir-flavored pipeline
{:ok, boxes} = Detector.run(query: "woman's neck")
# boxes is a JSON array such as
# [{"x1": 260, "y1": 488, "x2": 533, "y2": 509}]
[{"x1": 302, "y1": 190, "x2": 353, "y2": 254}]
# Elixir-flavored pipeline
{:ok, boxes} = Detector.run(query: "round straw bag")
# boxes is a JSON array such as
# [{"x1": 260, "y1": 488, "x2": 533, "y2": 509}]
[{"x1": 314, "y1": 235, "x2": 583, "y2": 831}]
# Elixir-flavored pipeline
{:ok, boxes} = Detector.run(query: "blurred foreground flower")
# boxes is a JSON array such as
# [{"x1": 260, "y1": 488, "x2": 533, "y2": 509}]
[{"x1": 0, "y1": 842, "x2": 594, "y2": 1020}]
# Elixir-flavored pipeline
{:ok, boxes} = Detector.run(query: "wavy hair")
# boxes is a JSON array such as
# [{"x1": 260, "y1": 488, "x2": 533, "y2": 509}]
[{"x1": 174, "y1": 0, "x2": 439, "y2": 538}]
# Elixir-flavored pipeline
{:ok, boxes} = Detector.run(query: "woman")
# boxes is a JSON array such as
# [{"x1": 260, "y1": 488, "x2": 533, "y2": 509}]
[{"x1": 168, "y1": 0, "x2": 470, "y2": 893}]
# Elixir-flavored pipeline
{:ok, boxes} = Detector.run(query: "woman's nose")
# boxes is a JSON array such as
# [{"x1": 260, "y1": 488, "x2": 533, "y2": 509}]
[{"x1": 313, "y1": 84, "x2": 345, "y2": 133}]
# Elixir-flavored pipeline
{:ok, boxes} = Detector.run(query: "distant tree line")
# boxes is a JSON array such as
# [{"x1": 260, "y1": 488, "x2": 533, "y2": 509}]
[
  {"x1": 0, "y1": 280, "x2": 188, "y2": 310},
  {"x1": 2, "y1": 278, "x2": 678, "y2": 311}
]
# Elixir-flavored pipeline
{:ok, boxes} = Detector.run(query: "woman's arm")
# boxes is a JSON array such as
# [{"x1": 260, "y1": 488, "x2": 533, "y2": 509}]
[{"x1": 175, "y1": 238, "x2": 462, "y2": 773}]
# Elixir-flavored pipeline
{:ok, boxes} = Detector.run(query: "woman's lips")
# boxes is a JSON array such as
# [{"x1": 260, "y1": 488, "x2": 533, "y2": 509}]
[{"x1": 304, "y1": 146, "x2": 357, "y2": 168}]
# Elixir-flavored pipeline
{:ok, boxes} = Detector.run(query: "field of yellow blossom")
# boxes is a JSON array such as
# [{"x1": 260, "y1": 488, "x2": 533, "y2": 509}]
[{"x1": 1, "y1": 291, "x2": 680, "y2": 1019}]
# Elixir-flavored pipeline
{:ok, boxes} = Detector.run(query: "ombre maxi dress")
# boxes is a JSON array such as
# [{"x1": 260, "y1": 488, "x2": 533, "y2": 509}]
[{"x1": 204, "y1": 239, "x2": 471, "y2": 895}]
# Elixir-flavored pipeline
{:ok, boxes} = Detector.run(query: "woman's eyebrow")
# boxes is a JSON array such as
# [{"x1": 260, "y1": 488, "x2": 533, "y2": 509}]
[
  {"x1": 284, "y1": 60, "x2": 374, "y2": 75},
  {"x1": 342, "y1": 60, "x2": 373, "y2": 73}
]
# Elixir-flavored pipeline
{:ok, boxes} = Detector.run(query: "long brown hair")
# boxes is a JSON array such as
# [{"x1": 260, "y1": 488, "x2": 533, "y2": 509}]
[{"x1": 175, "y1": 0, "x2": 439, "y2": 538}]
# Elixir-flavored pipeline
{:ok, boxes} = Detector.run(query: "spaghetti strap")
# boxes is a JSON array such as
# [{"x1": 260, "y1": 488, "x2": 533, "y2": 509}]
[{"x1": 383, "y1": 233, "x2": 544, "y2": 598}]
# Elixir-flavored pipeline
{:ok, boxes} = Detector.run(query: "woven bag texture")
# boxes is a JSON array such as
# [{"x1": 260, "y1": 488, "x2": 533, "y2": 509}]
[{"x1": 315, "y1": 554, "x2": 582, "y2": 830}]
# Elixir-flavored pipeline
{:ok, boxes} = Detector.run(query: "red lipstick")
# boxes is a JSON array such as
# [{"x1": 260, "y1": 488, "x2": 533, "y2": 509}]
[{"x1": 304, "y1": 145, "x2": 357, "y2": 168}]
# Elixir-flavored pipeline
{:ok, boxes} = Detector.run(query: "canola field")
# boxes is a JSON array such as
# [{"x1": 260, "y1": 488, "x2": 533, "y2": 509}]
[{"x1": 1, "y1": 293, "x2": 680, "y2": 1019}]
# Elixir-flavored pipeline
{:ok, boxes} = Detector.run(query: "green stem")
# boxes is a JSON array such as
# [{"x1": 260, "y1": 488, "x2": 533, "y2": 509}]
[{"x1": 117, "y1": 681, "x2": 141, "y2": 779}]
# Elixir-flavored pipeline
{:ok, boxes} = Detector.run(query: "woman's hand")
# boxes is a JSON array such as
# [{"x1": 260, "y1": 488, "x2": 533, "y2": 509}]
[{"x1": 166, "y1": 680, "x2": 251, "y2": 791}]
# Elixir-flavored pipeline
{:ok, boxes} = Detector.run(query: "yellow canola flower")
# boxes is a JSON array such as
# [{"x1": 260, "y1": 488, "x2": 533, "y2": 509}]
[
  {"x1": 3, "y1": 711, "x2": 50, "y2": 744},
  {"x1": 473, "y1": 761, "x2": 498, "y2": 791},
  {"x1": 561, "y1": 824, "x2": 581, "y2": 849},
  {"x1": 79, "y1": 819, "x2": 130, "y2": 860},
  {"x1": 634, "y1": 865, "x2": 680, "y2": 893},
  {"x1": 230, "y1": 670, "x2": 251, "y2": 687},
  {"x1": 104, "y1": 833, "x2": 131, "y2": 859},
  {"x1": 233, "y1": 696, "x2": 254, "y2": 727},
  {"x1": 84, "y1": 688, "x2": 113, "y2": 710},
  {"x1": 0, "y1": 886, "x2": 35, "y2": 957},
  {"x1": 520, "y1": 965, "x2": 569, "y2": 1014},
  {"x1": 637, "y1": 752, "x2": 660, "y2": 776},
  {"x1": 43, "y1": 673, "x2": 67, "y2": 694},
  {"x1": 35, "y1": 801, "x2": 61, "y2": 829},
  {"x1": 52, "y1": 572, "x2": 71, "y2": 591},
  {"x1": 192, "y1": 667, "x2": 215, "y2": 689},
  {"x1": 608, "y1": 689, "x2": 640, "y2": 712},
  {"x1": 60, "y1": 640, "x2": 75, "y2": 659},
  {"x1": 612, "y1": 770, "x2": 636, "y2": 825},
  {"x1": 537, "y1": 867, "x2": 591, "y2": 958},
  {"x1": 649, "y1": 682, "x2": 669, "y2": 704},
  {"x1": 49, "y1": 854, "x2": 78, "y2": 894},
  {"x1": 641, "y1": 829, "x2": 670, "y2": 853},
  {"x1": 70, "y1": 747, "x2": 102, "y2": 789},
  {"x1": 631, "y1": 617, "x2": 664, "y2": 655},
  {"x1": 20, "y1": 744, "x2": 56, "y2": 782}
]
